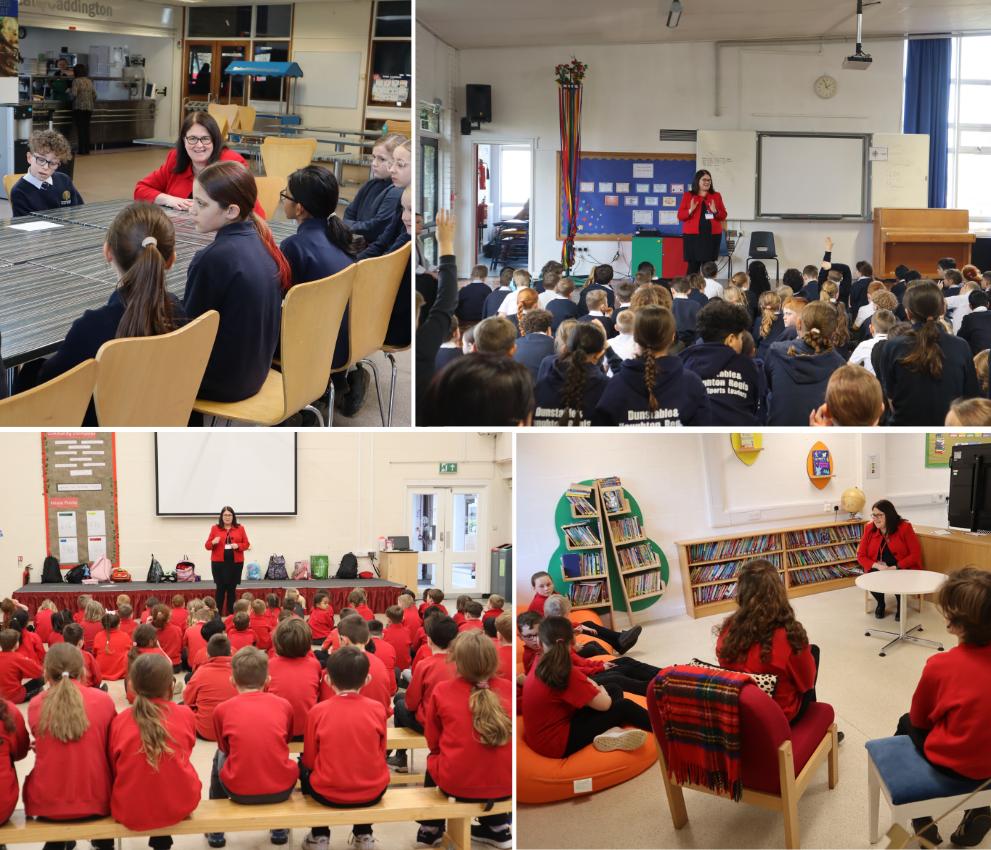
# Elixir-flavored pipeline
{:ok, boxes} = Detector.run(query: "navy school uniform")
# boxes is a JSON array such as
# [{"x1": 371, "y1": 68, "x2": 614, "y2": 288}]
[
  {"x1": 877, "y1": 326, "x2": 980, "y2": 425},
  {"x1": 545, "y1": 297, "x2": 580, "y2": 332},
  {"x1": 688, "y1": 289, "x2": 708, "y2": 308},
  {"x1": 533, "y1": 358, "x2": 609, "y2": 426},
  {"x1": 680, "y1": 342, "x2": 762, "y2": 425},
  {"x1": 456, "y1": 280, "x2": 492, "y2": 323},
  {"x1": 959, "y1": 310, "x2": 991, "y2": 357},
  {"x1": 577, "y1": 283, "x2": 615, "y2": 315},
  {"x1": 182, "y1": 220, "x2": 282, "y2": 403},
  {"x1": 355, "y1": 198, "x2": 411, "y2": 347},
  {"x1": 10, "y1": 172, "x2": 83, "y2": 218},
  {"x1": 764, "y1": 339, "x2": 846, "y2": 426},
  {"x1": 753, "y1": 314, "x2": 786, "y2": 360},
  {"x1": 578, "y1": 313, "x2": 616, "y2": 339},
  {"x1": 434, "y1": 345, "x2": 462, "y2": 374},
  {"x1": 592, "y1": 355, "x2": 712, "y2": 426},
  {"x1": 671, "y1": 297, "x2": 701, "y2": 346},
  {"x1": 799, "y1": 280, "x2": 820, "y2": 302},
  {"x1": 849, "y1": 276, "x2": 872, "y2": 314},
  {"x1": 343, "y1": 178, "x2": 401, "y2": 242},
  {"x1": 512, "y1": 332, "x2": 555, "y2": 383},
  {"x1": 483, "y1": 287, "x2": 511, "y2": 318}
]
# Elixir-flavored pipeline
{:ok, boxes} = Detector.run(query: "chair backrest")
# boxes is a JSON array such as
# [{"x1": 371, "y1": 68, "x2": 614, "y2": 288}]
[
  {"x1": 93, "y1": 310, "x2": 219, "y2": 426},
  {"x1": 345, "y1": 241, "x2": 412, "y2": 367},
  {"x1": 3, "y1": 173, "x2": 23, "y2": 198},
  {"x1": 748, "y1": 231, "x2": 777, "y2": 258},
  {"x1": 280, "y1": 265, "x2": 356, "y2": 414},
  {"x1": 386, "y1": 120, "x2": 412, "y2": 139},
  {"x1": 253, "y1": 175, "x2": 284, "y2": 221},
  {"x1": 0, "y1": 359, "x2": 96, "y2": 426},
  {"x1": 235, "y1": 104, "x2": 256, "y2": 132},
  {"x1": 207, "y1": 102, "x2": 240, "y2": 137},
  {"x1": 260, "y1": 137, "x2": 317, "y2": 180}
]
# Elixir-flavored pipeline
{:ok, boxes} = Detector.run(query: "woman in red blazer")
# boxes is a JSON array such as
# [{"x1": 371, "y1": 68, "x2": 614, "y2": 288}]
[
  {"x1": 205, "y1": 506, "x2": 250, "y2": 616},
  {"x1": 677, "y1": 169, "x2": 727, "y2": 275},
  {"x1": 857, "y1": 499, "x2": 923, "y2": 621},
  {"x1": 134, "y1": 111, "x2": 265, "y2": 217}
]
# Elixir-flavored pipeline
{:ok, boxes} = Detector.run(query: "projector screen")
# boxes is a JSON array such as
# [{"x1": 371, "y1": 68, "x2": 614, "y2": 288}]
[
  {"x1": 757, "y1": 133, "x2": 868, "y2": 218},
  {"x1": 155, "y1": 433, "x2": 297, "y2": 516}
]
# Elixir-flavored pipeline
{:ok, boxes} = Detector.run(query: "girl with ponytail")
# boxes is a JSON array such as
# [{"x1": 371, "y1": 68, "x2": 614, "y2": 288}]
[
  {"x1": 534, "y1": 321, "x2": 608, "y2": 426},
  {"x1": 124, "y1": 623, "x2": 170, "y2": 704},
  {"x1": 753, "y1": 290, "x2": 784, "y2": 357},
  {"x1": 414, "y1": 630, "x2": 512, "y2": 849},
  {"x1": 184, "y1": 160, "x2": 289, "y2": 403},
  {"x1": 23, "y1": 644, "x2": 116, "y2": 845},
  {"x1": 522, "y1": 616, "x2": 651, "y2": 759},
  {"x1": 150, "y1": 604, "x2": 183, "y2": 671},
  {"x1": 514, "y1": 286, "x2": 539, "y2": 336},
  {"x1": 109, "y1": 653, "x2": 201, "y2": 845},
  {"x1": 878, "y1": 280, "x2": 980, "y2": 425},
  {"x1": 94, "y1": 611, "x2": 132, "y2": 681},
  {"x1": 593, "y1": 305, "x2": 711, "y2": 426}
]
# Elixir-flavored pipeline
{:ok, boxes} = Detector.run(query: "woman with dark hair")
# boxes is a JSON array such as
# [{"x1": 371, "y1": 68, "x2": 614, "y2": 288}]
[
  {"x1": 134, "y1": 111, "x2": 264, "y2": 215},
  {"x1": 205, "y1": 506, "x2": 250, "y2": 616},
  {"x1": 677, "y1": 169, "x2": 727, "y2": 275},
  {"x1": 70, "y1": 64, "x2": 95, "y2": 155},
  {"x1": 420, "y1": 353, "x2": 534, "y2": 426},
  {"x1": 857, "y1": 499, "x2": 923, "y2": 620}
]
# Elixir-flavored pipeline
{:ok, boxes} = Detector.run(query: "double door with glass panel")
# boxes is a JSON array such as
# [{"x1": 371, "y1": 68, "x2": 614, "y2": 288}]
[{"x1": 408, "y1": 487, "x2": 485, "y2": 594}]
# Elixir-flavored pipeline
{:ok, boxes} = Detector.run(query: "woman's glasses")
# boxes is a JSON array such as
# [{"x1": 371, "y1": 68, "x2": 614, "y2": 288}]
[
  {"x1": 184, "y1": 135, "x2": 213, "y2": 147},
  {"x1": 279, "y1": 190, "x2": 295, "y2": 203}
]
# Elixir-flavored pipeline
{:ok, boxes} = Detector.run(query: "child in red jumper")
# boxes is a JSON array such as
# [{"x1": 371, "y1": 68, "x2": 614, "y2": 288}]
[
  {"x1": 170, "y1": 594, "x2": 189, "y2": 630},
  {"x1": 415, "y1": 631, "x2": 513, "y2": 849},
  {"x1": 72, "y1": 595, "x2": 91, "y2": 624},
  {"x1": 382, "y1": 606, "x2": 412, "y2": 673},
  {"x1": 307, "y1": 591, "x2": 336, "y2": 644},
  {"x1": 117, "y1": 603, "x2": 137, "y2": 637},
  {"x1": 458, "y1": 600, "x2": 485, "y2": 633},
  {"x1": 302, "y1": 646, "x2": 388, "y2": 850},
  {"x1": 483, "y1": 594, "x2": 505, "y2": 622},
  {"x1": 452, "y1": 595, "x2": 471, "y2": 627},
  {"x1": 367, "y1": 620, "x2": 396, "y2": 673},
  {"x1": 347, "y1": 589, "x2": 375, "y2": 622},
  {"x1": 325, "y1": 617, "x2": 395, "y2": 718},
  {"x1": 224, "y1": 599, "x2": 251, "y2": 632},
  {"x1": 62, "y1": 623, "x2": 104, "y2": 690},
  {"x1": 124, "y1": 624, "x2": 171, "y2": 704},
  {"x1": 81, "y1": 600, "x2": 105, "y2": 653},
  {"x1": 265, "y1": 593, "x2": 281, "y2": 628},
  {"x1": 897, "y1": 568, "x2": 991, "y2": 847},
  {"x1": 0, "y1": 693, "x2": 28, "y2": 825},
  {"x1": 93, "y1": 613, "x2": 132, "y2": 681},
  {"x1": 208, "y1": 646, "x2": 298, "y2": 848},
  {"x1": 189, "y1": 618, "x2": 228, "y2": 673},
  {"x1": 23, "y1": 644, "x2": 116, "y2": 850},
  {"x1": 182, "y1": 606, "x2": 213, "y2": 671},
  {"x1": 9, "y1": 611, "x2": 45, "y2": 665},
  {"x1": 34, "y1": 599, "x2": 57, "y2": 645},
  {"x1": 248, "y1": 599, "x2": 273, "y2": 650},
  {"x1": 139, "y1": 596, "x2": 159, "y2": 624},
  {"x1": 398, "y1": 591, "x2": 421, "y2": 638},
  {"x1": 495, "y1": 614, "x2": 514, "y2": 680},
  {"x1": 150, "y1": 604, "x2": 183, "y2": 672},
  {"x1": 229, "y1": 611, "x2": 257, "y2": 651},
  {"x1": 419, "y1": 588, "x2": 448, "y2": 617},
  {"x1": 267, "y1": 618, "x2": 321, "y2": 741},
  {"x1": 182, "y1": 634, "x2": 236, "y2": 741},
  {"x1": 0, "y1": 629, "x2": 43, "y2": 702},
  {"x1": 110, "y1": 653, "x2": 200, "y2": 850}
]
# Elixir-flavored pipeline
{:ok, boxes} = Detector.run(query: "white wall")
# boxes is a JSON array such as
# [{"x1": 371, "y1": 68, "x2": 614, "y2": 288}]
[
  {"x1": 446, "y1": 38, "x2": 906, "y2": 275},
  {"x1": 516, "y1": 432, "x2": 949, "y2": 623},
  {"x1": 0, "y1": 432, "x2": 511, "y2": 598}
]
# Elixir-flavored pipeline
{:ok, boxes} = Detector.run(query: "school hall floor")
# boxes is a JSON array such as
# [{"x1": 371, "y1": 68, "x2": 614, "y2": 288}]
[
  {"x1": 518, "y1": 584, "x2": 991, "y2": 850},
  {"x1": 0, "y1": 147, "x2": 411, "y2": 428}
]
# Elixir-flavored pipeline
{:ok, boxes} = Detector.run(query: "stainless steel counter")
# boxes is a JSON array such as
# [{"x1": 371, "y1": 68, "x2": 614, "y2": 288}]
[{"x1": 31, "y1": 100, "x2": 156, "y2": 147}]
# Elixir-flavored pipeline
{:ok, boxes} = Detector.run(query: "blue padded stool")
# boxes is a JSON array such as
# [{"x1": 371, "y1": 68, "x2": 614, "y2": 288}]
[{"x1": 865, "y1": 736, "x2": 991, "y2": 844}]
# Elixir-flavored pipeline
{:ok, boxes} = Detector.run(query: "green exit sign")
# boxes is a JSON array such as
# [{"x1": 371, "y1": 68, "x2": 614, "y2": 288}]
[{"x1": 439, "y1": 462, "x2": 458, "y2": 474}]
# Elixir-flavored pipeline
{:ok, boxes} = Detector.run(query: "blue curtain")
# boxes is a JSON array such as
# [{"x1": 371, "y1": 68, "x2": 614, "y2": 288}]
[{"x1": 904, "y1": 38, "x2": 951, "y2": 208}]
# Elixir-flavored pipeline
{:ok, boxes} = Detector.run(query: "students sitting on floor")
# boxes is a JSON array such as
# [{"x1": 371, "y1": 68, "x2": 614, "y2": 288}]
[
  {"x1": 577, "y1": 265, "x2": 617, "y2": 314},
  {"x1": 513, "y1": 309, "x2": 555, "y2": 382},
  {"x1": 0, "y1": 686, "x2": 27, "y2": 825},
  {"x1": 382, "y1": 607, "x2": 412, "y2": 674},
  {"x1": 93, "y1": 612, "x2": 133, "y2": 681},
  {"x1": 579, "y1": 290, "x2": 615, "y2": 338},
  {"x1": 267, "y1": 617, "x2": 321, "y2": 742},
  {"x1": 534, "y1": 321, "x2": 608, "y2": 427},
  {"x1": 420, "y1": 353, "x2": 534, "y2": 426},
  {"x1": 606, "y1": 309, "x2": 636, "y2": 371},
  {"x1": 229, "y1": 612, "x2": 257, "y2": 651},
  {"x1": 182, "y1": 633, "x2": 236, "y2": 743},
  {"x1": 543, "y1": 276, "x2": 581, "y2": 333},
  {"x1": 457, "y1": 265, "x2": 493, "y2": 324},
  {"x1": 473, "y1": 316, "x2": 518, "y2": 357},
  {"x1": 753, "y1": 291, "x2": 784, "y2": 359},
  {"x1": 10, "y1": 129, "x2": 83, "y2": 217},
  {"x1": 62, "y1": 622, "x2": 103, "y2": 689},
  {"x1": 496, "y1": 269, "x2": 533, "y2": 318}
]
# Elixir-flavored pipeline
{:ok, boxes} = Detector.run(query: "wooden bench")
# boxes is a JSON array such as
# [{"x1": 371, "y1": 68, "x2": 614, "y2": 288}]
[
  {"x1": 0, "y1": 789, "x2": 512, "y2": 850},
  {"x1": 289, "y1": 728, "x2": 428, "y2": 786}
]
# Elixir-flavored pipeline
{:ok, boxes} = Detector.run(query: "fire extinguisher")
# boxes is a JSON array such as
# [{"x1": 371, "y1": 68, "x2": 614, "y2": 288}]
[{"x1": 21, "y1": 562, "x2": 31, "y2": 586}]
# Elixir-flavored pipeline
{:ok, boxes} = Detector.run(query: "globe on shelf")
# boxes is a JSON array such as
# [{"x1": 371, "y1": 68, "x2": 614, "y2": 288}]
[{"x1": 841, "y1": 486, "x2": 866, "y2": 518}]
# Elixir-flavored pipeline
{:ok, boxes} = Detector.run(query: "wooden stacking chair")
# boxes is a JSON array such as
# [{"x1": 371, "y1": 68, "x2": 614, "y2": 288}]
[{"x1": 0, "y1": 359, "x2": 96, "y2": 426}]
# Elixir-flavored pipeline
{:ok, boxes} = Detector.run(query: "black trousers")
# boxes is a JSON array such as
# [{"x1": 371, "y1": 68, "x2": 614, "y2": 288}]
[
  {"x1": 417, "y1": 770, "x2": 510, "y2": 832},
  {"x1": 211, "y1": 560, "x2": 240, "y2": 616},
  {"x1": 791, "y1": 644, "x2": 820, "y2": 724},
  {"x1": 73, "y1": 109, "x2": 92, "y2": 154},
  {"x1": 591, "y1": 657, "x2": 660, "y2": 697},
  {"x1": 575, "y1": 621, "x2": 623, "y2": 654},
  {"x1": 563, "y1": 682, "x2": 652, "y2": 757},
  {"x1": 300, "y1": 765, "x2": 382, "y2": 836},
  {"x1": 393, "y1": 692, "x2": 425, "y2": 734}
]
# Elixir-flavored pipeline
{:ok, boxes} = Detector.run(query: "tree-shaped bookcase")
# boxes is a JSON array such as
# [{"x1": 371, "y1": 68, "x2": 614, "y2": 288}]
[{"x1": 547, "y1": 477, "x2": 668, "y2": 627}]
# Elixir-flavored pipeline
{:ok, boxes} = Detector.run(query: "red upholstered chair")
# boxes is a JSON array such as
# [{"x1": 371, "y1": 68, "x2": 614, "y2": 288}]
[{"x1": 647, "y1": 678, "x2": 839, "y2": 849}]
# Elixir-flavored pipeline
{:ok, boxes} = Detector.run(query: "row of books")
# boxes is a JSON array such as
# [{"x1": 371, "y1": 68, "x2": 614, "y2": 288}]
[
  {"x1": 566, "y1": 485, "x2": 597, "y2": 517},
  {"x1": 688, "y1": 534, "x2": 781, "y2": 563},
  {"x1": 693, "y1": 581, "x2": 739, "y2": 605},
  {"x1": 601, "y1": 488, "x2": 625, "y2": 514},
  {"x1": 569, "y1": 580, "x2": 607, "y2": 605},
  {"x1": 786, "y1": 524, "x2": 861, "y2": 548},
  {"x1": 625, "y1": 572, "x2": 662, "y2": 598},
  {"x1": 610, "y1": 517, "x2": 643, "y2": 543},
  {"x1": 598, "y1": 476, "x2": 622, "y2": 488},
  {"x1": 789, "y1": 562, "x2": 863, "y2": 586},
  {"x1": 787, "y1": 543, "x2": 858, "y2": 567},
  {"x1": 689, "y1": 554, "x2": 783, "y2": 584},
  {"x1": 561, "y1": 551, "x2": 605, "y2": 578},
  {"x1": 617, "y1": 542, "x2": 657, "y2": 570},
  {"x1": 563, "y1": 524, "x2": 601, "y2": 548}
]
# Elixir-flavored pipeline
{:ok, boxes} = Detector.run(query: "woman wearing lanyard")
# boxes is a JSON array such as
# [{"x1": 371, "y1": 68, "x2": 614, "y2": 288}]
[
  {"x1": 856, "y1": 499, "x2": 923, "y2": 621},
  {"x1": 205, "y1": 505, "x2": 250, "y2": 616},
  {"x1": 677, "y1": 169, "x2": 727, "y2": 275}
]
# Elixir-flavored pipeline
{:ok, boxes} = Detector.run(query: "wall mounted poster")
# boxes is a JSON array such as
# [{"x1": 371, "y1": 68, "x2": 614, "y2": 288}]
[
  {"x1": 42, "y1": 432, "x2": 120, "y2": 567},
  {"x1": 925, "y1": 433, "x2": 991, "y2": 467}
]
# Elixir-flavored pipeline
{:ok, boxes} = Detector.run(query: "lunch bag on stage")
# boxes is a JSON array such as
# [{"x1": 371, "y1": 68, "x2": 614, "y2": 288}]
[
  {"x1": 246, "y1": 562, "x2": 262, "y2": 581},
  {"x1": 265, "y1": 554, "x2": 288, "y2": 581},
  {"x1": 310, "y1": 555, "x2": 329, "y2": 580},
  {"x1": 90, "y1": 555, "x2": 113, "y2": 582},
  {"x1": 111, "y1": 568, "x2": 132, "y2": 582},
  {"x1": 292, "y1": 560, "x2": 310, "y2": 581},
  {"x1": 335, "y1": 552, "x2": 358, "y2": 580},
  {"x1": 146, "y1": 555, "x2": 165, "y2": 583},
  {"x1": 176, "y1": 557, "x2": 197, "y2": 582},
  {"x1": 41, "y1": 556, "x2": 63, "y2": 584}
]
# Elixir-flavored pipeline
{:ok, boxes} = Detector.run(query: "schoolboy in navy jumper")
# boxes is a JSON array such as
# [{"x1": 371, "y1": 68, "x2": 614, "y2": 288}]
[
  {"x1": 184, "y1": 161, "x2": 289, "y2": 403},
  {"x1": 10, "y1": 130, "x2": 83, "y2": 217},
  {"x1": 534, "y1": 323, "x2": 608, "y2": 426},
  {"x1": 877, "y1": 281, "x2": 980, "y2": 426},
  {"x1": 959, "y1": 290, "x2": 991, "y2": 357},
  {"x1": 434, "y1": 316, "x2": 463, "y2": 374},
  {"x1": 483, "y1": 267, "x2": 514, "y2": 318},
  {"x1": 670, "y1": 278, "x2": 701, "y2": 347},
  {"x1": 578, "y1": 290, "x2": 615, "y2": 338},
  {"x1": 457, "y1": 265, "x2": 492, "y2": 324},
  {"x1": 343, "y1": 134, "x2": 404, "y2": 243},
  {"x1": 798, "y1": 265, "x2": 821, "y2": 302},
  {"x1": 593, "y1": 306, "x2": 711, "y2": 427},
  {"x1": 764, "y1": 302, "x2": 846, "y2": 426},
  {"x1": 849, "y1": 261, "x2": 875, "y2": 315},
  {"x1": 680, "y1": 300, "x2": 762, "y2": 425},
  {"x1": 545, "y1": 277, "x2": 581, "y2": 332},
  {"x1": 513, "y1": 310, "x2": 555, "y2": 383},
  {"x1": 577, "y1": 265, "x2": 617, "y2": 314}
]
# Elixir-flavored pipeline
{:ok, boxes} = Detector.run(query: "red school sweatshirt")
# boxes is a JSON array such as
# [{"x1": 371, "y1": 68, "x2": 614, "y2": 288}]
[
  {"x1": 267, "y1": 653, "x2": 322, "y2": 738},
  {"x1": 0, "y1": 702, "x2": 28, "y2": 823},
  {"x1": 183, "y1": 655, "x2": 237, "y2": 741},
  {"x1": 0, "y1": 651, "x2": 41, "y2": 702},
  {"x1": 214, "y1": 690, "x2": 298, "y2": 795}
]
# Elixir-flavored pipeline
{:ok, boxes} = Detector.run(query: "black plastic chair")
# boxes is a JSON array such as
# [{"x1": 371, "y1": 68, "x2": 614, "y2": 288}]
[{"x1": 746, "y1": 231, "x2": 779, "y2": 283}]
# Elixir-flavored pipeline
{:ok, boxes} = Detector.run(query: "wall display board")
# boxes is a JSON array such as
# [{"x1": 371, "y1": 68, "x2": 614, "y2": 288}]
[
  {"x1": 42, "y1": 432, "x2": 119, "y2": 567},
  {"x1": 925, "y1": 434, "x2": 991, "y2": 468}
]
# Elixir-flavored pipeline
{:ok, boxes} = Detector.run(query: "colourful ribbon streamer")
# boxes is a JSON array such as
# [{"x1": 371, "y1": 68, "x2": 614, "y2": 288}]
[{"x1": 558, "y1": 82, "x2": 583, "y2": 271}]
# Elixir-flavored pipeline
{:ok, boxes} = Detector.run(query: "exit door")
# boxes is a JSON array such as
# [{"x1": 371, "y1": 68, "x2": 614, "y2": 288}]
[{"x1": 407, "y1": 487, "x2": 486, "y2": 594}]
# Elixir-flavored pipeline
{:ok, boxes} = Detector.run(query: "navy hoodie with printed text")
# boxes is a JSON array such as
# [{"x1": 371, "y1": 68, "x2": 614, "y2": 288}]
[
  {"x1": 680, "y1": 342, "x2": 762, "y2": 425},
  {"x1": 533, "y1": 358, "x2": 610, "y2": 426},
  {"x1": 593, "y1": 356, "x2": 712, "y2": 426},
  {"x1": 764, "y1": 339, "x2": 846, "y2": 426}
]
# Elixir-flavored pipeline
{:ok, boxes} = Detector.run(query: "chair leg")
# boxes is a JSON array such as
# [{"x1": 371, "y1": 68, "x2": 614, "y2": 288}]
[
  {"x1": 656, "y1": 749, "x2": 689, "y2": 829},
  {"x1": 386, "y1": 352, "x2": 397, "y2": 427},
  {"x1": 303, "y1": 404, "x2": 324, "y2": 427},
  {"x1": 360, "y1": 357, "x2": 386, "y2": 426},
  {"x1": 867, "y1": 755, "x2": 881, "y2": 844},
  {"x1": 327, "y1": 380, "x2": 336, "y2": 428},
  {"x1": 828, "y1": 723, "x2": 839, "y2": 789},
  {"x1": 777, "y1": 739, "x2": 800, "y2": 850}
]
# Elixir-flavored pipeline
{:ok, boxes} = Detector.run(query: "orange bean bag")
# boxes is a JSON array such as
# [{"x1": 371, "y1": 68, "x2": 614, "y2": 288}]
[{"x1": 517, "y1": 694, "x2": 656, "y2": 804}]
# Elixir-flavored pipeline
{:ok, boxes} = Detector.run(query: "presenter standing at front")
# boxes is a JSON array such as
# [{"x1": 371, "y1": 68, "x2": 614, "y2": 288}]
[
  {"x1": 205, "y1": 505, "x2": 250, "y2": 616},
  {"x1": 678, "y1": 169, "x2": 727, "y2": 274}
]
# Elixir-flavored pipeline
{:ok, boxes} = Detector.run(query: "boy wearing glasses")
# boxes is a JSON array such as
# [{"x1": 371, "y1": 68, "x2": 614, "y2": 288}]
[{"x1": 10, "y1": 130, "x2": 83, "y2": 217}]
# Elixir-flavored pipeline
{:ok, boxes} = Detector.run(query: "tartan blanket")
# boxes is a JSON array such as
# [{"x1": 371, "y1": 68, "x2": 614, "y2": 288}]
[{"x1": 653, "y1": 664, "x2": 752, "y2": 801}]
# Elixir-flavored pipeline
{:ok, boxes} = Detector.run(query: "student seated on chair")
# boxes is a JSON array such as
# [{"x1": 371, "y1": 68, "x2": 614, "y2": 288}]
[
  {"x1": 343, "y1": 134, "x2": 404, "y2": 245},
  {"x1": 11, "y1": 203, "x2": 186, "y2": 424},
  {"x1": 357, "y1": 138, "x2": 410, "y2": 261},
  {"x1": 10, "y1": 129, "x2": 83, "y2": 217}
]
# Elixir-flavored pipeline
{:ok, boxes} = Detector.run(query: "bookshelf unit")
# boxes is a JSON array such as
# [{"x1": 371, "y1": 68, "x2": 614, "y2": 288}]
[
  {"x1": 676, "y1": 519, "x2": 864, "y2": 619},
  {"x1": 560, "y1": 484, "x2": 614, "y2": 628}
]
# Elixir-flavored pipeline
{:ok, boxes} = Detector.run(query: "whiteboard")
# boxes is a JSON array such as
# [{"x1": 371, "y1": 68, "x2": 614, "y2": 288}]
[
  {"x1": 155, "y1": 433, "x2": 297, "y2": 516},
  {"x1": 870, "y1": 133, "x2": 930, "y2": 209},
  {"x1": 696, "y1": 130, "x2": 757, "y2": 220},
  {"x1": 294, "y1": 51, "x2": 362, "y2": 109},
  {"x1": 758, "y1": 134, "x2": 868, "y2": 218}
]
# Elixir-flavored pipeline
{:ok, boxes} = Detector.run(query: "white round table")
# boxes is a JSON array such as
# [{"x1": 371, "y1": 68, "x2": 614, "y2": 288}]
[{"x1": 855, "y1": 569, "x2": 947, "y2": 656}]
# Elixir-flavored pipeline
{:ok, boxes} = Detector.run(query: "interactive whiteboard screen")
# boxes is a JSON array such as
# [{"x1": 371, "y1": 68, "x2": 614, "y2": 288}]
[
  {"x1": 758, "y1": 133, "x2": 867, "y2": 218},
  {"x1": 155, "y1": 433, "x2": 297, "y2": 516}
]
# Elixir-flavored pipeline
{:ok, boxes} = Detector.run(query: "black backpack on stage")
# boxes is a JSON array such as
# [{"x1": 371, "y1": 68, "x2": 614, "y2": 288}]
[
  {"x1": 41, "y1": 556, "x2": 62, "y2": 584},
  {"x1": 65, "y1": 564, "x2": 88, "y2": 584},
  {"x1": 335, "y1": 552, "x2": 358, "y2": 580}
]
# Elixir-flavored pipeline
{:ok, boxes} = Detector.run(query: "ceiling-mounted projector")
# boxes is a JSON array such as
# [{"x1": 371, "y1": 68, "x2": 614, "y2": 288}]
[{"x1": 843, "y1": 51, "x2": 872, "y2": 70}]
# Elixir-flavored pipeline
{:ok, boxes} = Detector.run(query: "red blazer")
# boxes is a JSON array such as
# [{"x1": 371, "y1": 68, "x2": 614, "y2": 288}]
[
  {"x1": 205, "y1": 524, "x2": 251, "y2": 564},
  {"x1": 134, "y1": 148, "x2": 267, "y2": 217},
  {"x1": 857, "y1": 520, "x2": 923, "y2": 572},
  {"x1": 677, "y1": 191, "x2": 727, "y2": 235}
]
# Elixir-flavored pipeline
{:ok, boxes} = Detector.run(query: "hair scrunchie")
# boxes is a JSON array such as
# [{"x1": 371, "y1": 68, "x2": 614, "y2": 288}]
[{"x1": 141, "y1": 236, "x2": 158, "y2": 248}]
